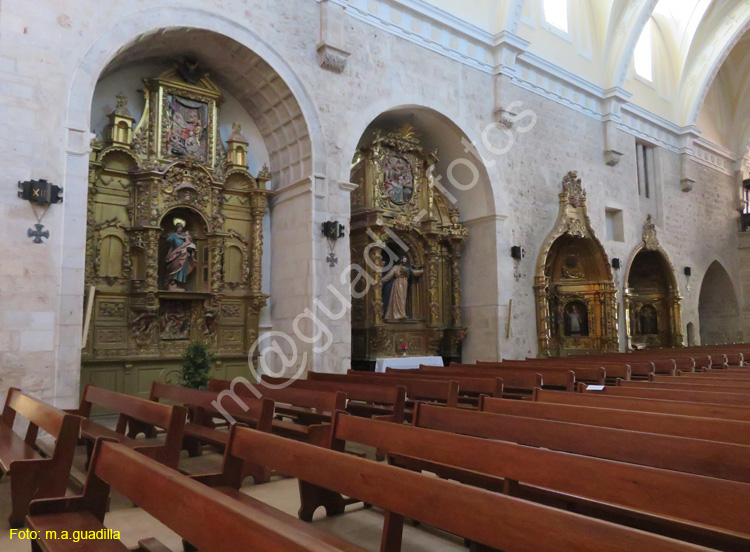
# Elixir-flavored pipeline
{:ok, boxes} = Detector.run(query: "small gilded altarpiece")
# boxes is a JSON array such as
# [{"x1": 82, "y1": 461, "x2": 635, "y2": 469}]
[
  {"x1": 624, "y1": 215, "x2": 683, "y2": 349},
  {"x1": 350, "y1": 127, "x2": 468, "y2": 369},
  {"x1": 83, "y1": 64, "x2": 271, "y2": 394},
  {"x1": 534, "y1": 172, "x2": 619, "y2": 356}
]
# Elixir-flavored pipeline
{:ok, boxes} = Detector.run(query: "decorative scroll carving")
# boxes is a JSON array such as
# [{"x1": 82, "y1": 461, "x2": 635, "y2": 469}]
[{"x1": 642, "y1": 214, "x2": 659, "y2": 251}]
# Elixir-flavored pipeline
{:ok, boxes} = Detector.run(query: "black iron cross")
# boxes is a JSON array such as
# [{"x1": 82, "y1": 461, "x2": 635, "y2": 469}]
[
  {"x1": 28, "y1": 223, "x2": 49, "y2": 244},
  {"x1": 326, "y1": 252, "x2": 338, "y2": 267}
]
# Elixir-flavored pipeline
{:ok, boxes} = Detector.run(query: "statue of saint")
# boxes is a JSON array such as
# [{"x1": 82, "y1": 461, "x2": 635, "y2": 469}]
[
  {"x1": 380, "y1": 257, "x2": 423, "y2": 320},
  {"x1": 564, "y1": 303, "x2": 588, "y2": 336},
  {"x1": 165, "y1": 218, "x2": 197, "y2": 291}
]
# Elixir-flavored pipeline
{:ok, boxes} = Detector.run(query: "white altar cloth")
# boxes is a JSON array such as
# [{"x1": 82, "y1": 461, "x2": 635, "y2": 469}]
[{"x1": 374, "y1": 356, "x2": 443, "y2": 373}]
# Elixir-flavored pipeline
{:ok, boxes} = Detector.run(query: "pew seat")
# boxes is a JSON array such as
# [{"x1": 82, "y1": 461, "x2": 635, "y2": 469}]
[{"x1": 0, "y1": 388, "x2": 81, "y2": 527}]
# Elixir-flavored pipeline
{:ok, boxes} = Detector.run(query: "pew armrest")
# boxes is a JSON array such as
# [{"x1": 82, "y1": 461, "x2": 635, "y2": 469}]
[{"x1": 27, "y1": 494, "x2": 90, "y2": 517}]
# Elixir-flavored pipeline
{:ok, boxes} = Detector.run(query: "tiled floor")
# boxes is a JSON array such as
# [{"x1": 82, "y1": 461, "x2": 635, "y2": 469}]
[{"x1": 0, "y1": 444, "x2": 466, "y2": 551}]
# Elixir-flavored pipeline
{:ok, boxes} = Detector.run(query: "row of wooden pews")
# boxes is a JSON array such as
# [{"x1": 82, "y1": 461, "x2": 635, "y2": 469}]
[{"x1": 6, "y1": 344, "x2": 750, "y2": 551}]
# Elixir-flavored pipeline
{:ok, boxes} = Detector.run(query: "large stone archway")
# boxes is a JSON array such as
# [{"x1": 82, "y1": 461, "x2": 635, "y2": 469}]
[
  {"x1": 57, "y1": 10, "x2": 328, "y2": 405},
  {"x1": 344, "y1": 103, "x2": 505, "y2": 364},
  {"x1": 699, "y1": 261, "x2": 741, "y2": 345}
]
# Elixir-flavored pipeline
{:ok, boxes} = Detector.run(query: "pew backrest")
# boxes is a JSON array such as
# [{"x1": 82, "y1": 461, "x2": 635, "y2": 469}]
[{"x1": 413, "y1": 403, "x2": 750, "y2": 483}]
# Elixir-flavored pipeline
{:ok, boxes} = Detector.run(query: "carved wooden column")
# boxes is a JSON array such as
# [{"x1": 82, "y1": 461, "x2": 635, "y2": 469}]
[
  {"x1": 426, "y1": 238, "x2": 441, "y2": 327},
  {"x1": 451, "y1": 240, "x2": 463, "y2": 327}
]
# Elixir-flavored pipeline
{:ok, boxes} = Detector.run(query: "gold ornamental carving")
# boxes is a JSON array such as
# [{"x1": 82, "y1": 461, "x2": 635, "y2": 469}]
[
  {"x1": 350, "y1": 126, "x2": 468, "y2": 368},
  {"x1": 642, "y1": 214, "x2": 659, "y2": 251},
  {"x1": 534, "y1": 172, "x2": 618, "y2": 356},
  {"x1": 624, "y1": 216, "x2": 683, "y2": 349},
  {"x1": 84, "y1": 61, "x2": 272, "y2": 389}
]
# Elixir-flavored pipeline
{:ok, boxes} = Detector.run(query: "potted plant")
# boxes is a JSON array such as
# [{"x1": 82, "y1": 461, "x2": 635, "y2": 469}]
[{"x1": 179, "y1": 342, "x2": 215, "y2": 389}]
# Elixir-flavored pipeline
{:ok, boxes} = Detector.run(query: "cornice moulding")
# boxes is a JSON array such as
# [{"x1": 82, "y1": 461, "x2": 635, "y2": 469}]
[{"x1": 333, "y1": 0, "x2": 741, "y2": 171}]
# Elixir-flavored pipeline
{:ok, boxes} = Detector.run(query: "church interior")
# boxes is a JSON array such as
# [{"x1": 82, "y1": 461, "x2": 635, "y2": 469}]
[{"x1": 2, "y1": 0, "x2": 750, "y2": 550}]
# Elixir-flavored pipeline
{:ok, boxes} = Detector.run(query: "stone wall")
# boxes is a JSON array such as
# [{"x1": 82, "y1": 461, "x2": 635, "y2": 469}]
[{"x1": 0, "y1": 0, "x2": 743, "y2": 405}]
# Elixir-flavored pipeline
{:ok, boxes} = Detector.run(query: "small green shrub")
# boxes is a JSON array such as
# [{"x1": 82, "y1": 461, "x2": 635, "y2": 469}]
[{"x1": 179, "y1": 342, "x2": 215, "y2": 389}]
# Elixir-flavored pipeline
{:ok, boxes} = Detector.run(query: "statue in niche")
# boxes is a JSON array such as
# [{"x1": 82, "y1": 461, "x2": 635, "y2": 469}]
[
  {"x1": 639, "y1": 305, "x2": 659, "y2": 335},
  {"x1": 383, "y1": 154, "x2": 414, "y2": 204},
  {"x1": 564, "y1": 302, "x2": 588, "y2": 337},
  {"x1": 165, "y1": 218, "x2": 197, "y2": 291},
  {"x1": 380, "y1": 257, "x2": 423, "y2": 320}
]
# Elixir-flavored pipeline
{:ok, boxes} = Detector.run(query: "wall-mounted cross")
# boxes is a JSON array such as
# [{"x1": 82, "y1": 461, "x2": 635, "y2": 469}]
[
  {"x1": 326, "y1": 252, "x2": 338, "y2": 267},
  {"x1": 28, "y1": 223, "x2": 49, "y2": 244}
]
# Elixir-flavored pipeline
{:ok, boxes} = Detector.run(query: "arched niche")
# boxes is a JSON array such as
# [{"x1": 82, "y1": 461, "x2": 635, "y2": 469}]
[
  {"x1": 58, "y1": 12, "x2": 326, "y2": 403},
  {"x1": 343, "y1": 103, "x2": 502, "y2": 364},
  {"x1": 699, "y1": 261, "x2": 741, "y2": 345},
  {"x1": 624, "y1": 218, "x2": 683, "y2": 349},
  {"x1": 535, "y1": 172, "x2": 618, "y2": 356},
  {"x1": 349, "y1": 122, "x2": 469, "y2": 369},
  {"x1": 82, "y1": 42, "x2": 294, "y2": 395}
]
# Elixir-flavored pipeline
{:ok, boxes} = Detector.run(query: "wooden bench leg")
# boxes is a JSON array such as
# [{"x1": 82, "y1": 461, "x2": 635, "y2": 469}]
[
  {"x1": 380, "y1": 511, "x2": 404, "y2": 552},
  {"x1": 298, "y1": 480, "x2": 346, "y2": 521},
  {"x1": 241, "y1": 461, "x2": 271, "y2": 485}
]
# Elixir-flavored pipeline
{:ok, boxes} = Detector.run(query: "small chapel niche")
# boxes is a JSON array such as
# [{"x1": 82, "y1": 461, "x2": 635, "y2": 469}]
[
  {"x1": 535, "y1": 172, "x2": 619, "y2": 356},
  {"x1": 349, "y1": 124, "x2": 468, "y2": 369},
  {"x1": 624, "y1": 216, "x2": 683, "y2": 349}
]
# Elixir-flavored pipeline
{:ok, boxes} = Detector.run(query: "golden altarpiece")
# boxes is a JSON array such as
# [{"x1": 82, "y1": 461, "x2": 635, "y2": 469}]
[
  {"x1": 624, "y1": 215, "x2": 683, "y2": 349},
  {"x1": 534, "y1": 172, "x2": 618, "y2": 356},
  {"x1": 83, "y1": 67, "x2": 271, "y2": 396},
  {"x1": 350, "y1": 127, "x2": 468, "y2": 370}
]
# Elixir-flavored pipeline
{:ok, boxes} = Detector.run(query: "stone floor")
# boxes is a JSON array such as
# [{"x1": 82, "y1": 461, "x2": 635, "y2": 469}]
[{"x1": 0, "y1": 435, "x2": 466, "y2": 551}]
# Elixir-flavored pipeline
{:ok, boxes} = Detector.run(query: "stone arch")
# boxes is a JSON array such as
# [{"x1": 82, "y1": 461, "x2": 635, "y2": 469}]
[
  {"x1": 341, "y1": 98, "x2": 503, "y2": 220},
  {"x1": 60, "y1": 8, "x2": 327, "y2": 389},
  {"x1": 698, "y1": 260, "x2": 741, "y2": 345},
  {"x1": 345, "y1": 102, "x2": 504, "y2": 363}
]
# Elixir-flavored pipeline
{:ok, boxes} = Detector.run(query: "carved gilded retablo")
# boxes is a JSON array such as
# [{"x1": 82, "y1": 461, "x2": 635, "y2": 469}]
[
  {"x1": 350, "y1": 126, "x2": 467, "y2": 368},
  {"x1": 83, "y1": 61, "x2": 271, "y2": 391}
]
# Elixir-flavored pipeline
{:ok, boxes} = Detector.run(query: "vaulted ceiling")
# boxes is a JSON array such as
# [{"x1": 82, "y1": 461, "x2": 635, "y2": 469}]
[{"x1": 421, "y1": 0, "x2": 750, "y2": 155}]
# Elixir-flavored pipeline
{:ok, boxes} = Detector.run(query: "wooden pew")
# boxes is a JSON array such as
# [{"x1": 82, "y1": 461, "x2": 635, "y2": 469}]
[
  {"x1": 149, "y1": 382, "x2": 275, "y2": 482},
  {"x1": 382, "y1": 369, "x2": 503, "y2": 400},
  {"x1": 426, "y1": 364, "x2": 575, "y2": 392},
  {"x1": 533, "y1": 388, "x2": 750, "y2": 421},
  {"x1": 479, "y1": 396, "x2": 750, "y2": 446},
  {"x1": 218, "y1": 425, "x2": 712, "y2": 552},
  {"x1": 207, "y1": 378, "x2": 345, "y2": 447},
  {"x1": 476, "y1": 361, "x2": 607, "y2": 385},
  {"x1": 415, "y1": 366, "x2": 541, "y2": 397},
  {"x1": 306, "y1": 371, "x2": 459, "y2": 408},
  {"x1": 412, "y1": 403, "x2": 750, "y2": 483},
  {"x1": 26, "y1": 439, "x2": 365, "y2": 552},
  {"x1": 579, "y1": 383, "x2": 750, "y2": 406},
  {"x1": 330, "y1": 412, "x2": 750, "y2": 551},
  {"x1": 619, "y1": 380, "x2": 750, "y2": 394},
  {"x1": 520, "y1": 358, "x2": 637, "y2": 382},
  {"x1": 260, "y1": 376, "x2": 407, "y2": 422},
  {"x1": 0, "y1": 388, "x2": 81, "y2": 527},
  {"x1": 68, "y1": 385, "x2": 186, "y2": 469}
]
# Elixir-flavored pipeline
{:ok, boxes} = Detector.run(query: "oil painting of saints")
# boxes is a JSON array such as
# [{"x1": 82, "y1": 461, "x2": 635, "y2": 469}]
[
  {"x1": 383, "y1": 154, "x2": 414, "y2": 204},
  {"x1": 165, "y1": 94, "x2": 209, "y2": 161}
]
